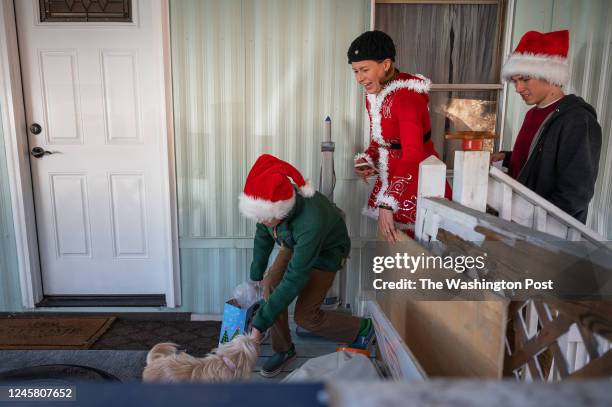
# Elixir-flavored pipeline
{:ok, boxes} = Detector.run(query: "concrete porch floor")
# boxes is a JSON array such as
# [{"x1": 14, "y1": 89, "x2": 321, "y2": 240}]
[{"x1": 251, "y1": 322, "x2": 353, "y2": 382}]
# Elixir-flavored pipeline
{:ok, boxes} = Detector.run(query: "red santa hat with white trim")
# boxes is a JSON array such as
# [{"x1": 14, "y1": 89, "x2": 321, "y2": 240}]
[
  {"x1": 502, "y1": 30, "x2": 570, "y2": 86},
  {"x1": 238, "y1": 154, "x2": 315, "y2": 222}
]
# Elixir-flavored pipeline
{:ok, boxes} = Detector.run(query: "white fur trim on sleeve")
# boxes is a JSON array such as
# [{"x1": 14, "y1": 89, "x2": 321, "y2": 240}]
[
  {"x1": 501, "y1": 53, "x2": 569, "y2": 86},
  {"x1": 354, "y1": 152, "x2": 375, "y2": 168},
  {"x1": 298, "y1": 179, "x2": 315, "y2": 198},
  {"x1": 238, "y1": 193, "x2": 295, "y2": 222},
  {"x1": 376, "y1": 194, "x2": 399, "y2": 211}
]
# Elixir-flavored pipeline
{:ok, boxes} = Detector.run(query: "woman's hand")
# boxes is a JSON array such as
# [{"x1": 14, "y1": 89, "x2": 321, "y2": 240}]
[
  {"x1": 378, "y1": 207, "x2": 398, "y2": 243},
  {"x1": 490, "y1": 152, "x2": 506, "y2": 163},
  {"x1": 354, "y1": 158, "x2": 377, "y2": 184}
]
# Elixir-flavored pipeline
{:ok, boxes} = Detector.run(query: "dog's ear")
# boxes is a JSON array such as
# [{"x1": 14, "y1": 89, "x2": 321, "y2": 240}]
[{"x1": 146, "y1": 343, "x2": 180, "y2": 365}]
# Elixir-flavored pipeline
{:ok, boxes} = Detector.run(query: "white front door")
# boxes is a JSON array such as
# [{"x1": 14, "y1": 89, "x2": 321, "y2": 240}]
[{"x1": 15, "y1": 0, "x2": 172, "y2": 296}]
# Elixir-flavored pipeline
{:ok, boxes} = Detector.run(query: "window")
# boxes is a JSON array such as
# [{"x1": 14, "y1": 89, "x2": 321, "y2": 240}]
[
  {"x1": 375, "y1": 0, "x2": 506, "y2": 167},
  {"x1": 39, "y1": 0, "x2": 132, "y2": 23}
]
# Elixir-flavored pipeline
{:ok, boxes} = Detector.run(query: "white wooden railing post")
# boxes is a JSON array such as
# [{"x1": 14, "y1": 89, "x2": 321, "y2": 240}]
[
  {"x1": 415, "y1": 156, "x2": 447, "y2": 241},
  {"x1": 453, "y1": 151, "x2": 490, "y2": 212}
]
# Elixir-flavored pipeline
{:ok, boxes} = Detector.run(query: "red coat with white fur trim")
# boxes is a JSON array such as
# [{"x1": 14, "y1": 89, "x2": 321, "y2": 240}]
[{"x1": 355, "y1": 72, "x2": 447, "y2": 228}]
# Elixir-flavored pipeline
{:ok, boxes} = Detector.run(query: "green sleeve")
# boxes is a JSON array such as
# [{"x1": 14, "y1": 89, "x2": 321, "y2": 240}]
[
  {"x1": 252, "y1": 225, "x2": 324, "y2": 331},
  {"x1": 250, "y1": 223, "x2": 274, "y2": 282}
]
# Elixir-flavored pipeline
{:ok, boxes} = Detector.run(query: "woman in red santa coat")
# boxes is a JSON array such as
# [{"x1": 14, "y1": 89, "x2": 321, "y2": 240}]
[{"x1": 349, "y1": 30, "x2": 450, "y2": 242}]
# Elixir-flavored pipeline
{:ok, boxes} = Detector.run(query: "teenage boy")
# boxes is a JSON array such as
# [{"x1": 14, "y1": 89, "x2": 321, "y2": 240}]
[{"x1": 493, "y1": 30, "x2": 601, "y2": 223}]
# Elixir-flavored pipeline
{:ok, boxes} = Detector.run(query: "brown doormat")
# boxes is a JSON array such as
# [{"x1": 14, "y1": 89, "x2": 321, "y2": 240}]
[
  {"x1": 0, "y1": 316, "x2": 115, "y2": 350},
  {"x1": 91, "y1": 319, "x2": 221, "y2": 357}
]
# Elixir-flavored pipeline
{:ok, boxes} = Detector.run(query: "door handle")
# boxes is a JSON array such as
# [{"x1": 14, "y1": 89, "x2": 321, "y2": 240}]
[{"x1": 31, "y1": 147, "x2": 54, "y2": 159}]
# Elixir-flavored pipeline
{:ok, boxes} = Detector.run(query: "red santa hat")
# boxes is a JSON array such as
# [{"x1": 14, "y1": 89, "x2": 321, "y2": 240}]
[
  {"x1": 238, "y1": 154, "x2": 315, "y2": 222},
  {"x1": 502, "y1": 30, "x2": 570, "y2": 86}
]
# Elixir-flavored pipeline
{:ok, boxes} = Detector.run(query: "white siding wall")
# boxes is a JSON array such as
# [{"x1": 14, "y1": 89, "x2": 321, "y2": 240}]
[{"x1": 171, "y1": 0, "x2": 374, "y2": 313}]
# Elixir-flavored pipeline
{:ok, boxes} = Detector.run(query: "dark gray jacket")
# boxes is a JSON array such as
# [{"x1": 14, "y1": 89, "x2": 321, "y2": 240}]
[{"x1": 504, "y1": 95, "x2": 602, "y2": 223}]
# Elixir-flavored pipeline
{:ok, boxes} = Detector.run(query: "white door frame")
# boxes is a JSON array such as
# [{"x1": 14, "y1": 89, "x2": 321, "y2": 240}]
[{"x1": 0, "y1": 0, "x2": 181, "y2": 308}]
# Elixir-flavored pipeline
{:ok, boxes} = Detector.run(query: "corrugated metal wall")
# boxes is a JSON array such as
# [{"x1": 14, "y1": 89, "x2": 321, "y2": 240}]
[
  {"x1": 178, "y1": 247, "x2": 367, "y2": 314},
  {"x1": 503, "y1": 0, "x2": 612, "y2": 238},
  {"x1": 170, "y1": 0, "x2": 374, "y2": 314},
  {"x1": 0, "y1": 106, "x2": 23, "y2": 311}
]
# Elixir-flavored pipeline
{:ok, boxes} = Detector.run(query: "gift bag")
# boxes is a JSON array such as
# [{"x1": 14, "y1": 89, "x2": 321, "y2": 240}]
[{"x1": 218, "y1": 282, "x2": 263, "y2": 345}]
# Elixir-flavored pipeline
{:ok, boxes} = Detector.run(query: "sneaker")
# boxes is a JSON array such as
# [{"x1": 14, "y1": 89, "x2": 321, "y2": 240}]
[
  {"x1": 347, "y1": 322, "x2": 376, "y2": 350},
  {"x1": 260, "y1": 344, "x2": 296, "y2": 378}
]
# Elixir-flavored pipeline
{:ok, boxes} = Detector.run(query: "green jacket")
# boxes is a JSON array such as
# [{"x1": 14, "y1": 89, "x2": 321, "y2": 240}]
[{"x1": 250, "y1": 192, "x2": 350, "y2": 331}]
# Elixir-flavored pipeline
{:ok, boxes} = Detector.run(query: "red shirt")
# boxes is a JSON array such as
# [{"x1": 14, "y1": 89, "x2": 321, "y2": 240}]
[{"x1": 509, "y1": 99, "x2": 562, "y2": 178}]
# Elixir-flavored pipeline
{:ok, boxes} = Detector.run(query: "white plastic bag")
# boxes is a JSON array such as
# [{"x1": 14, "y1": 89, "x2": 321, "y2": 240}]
[
  {"x1": 282, "y1": 351, "x2": 381, "y2": 382},
  {"x1": 232, "y1": 281, "x2": 262, "y2": 309}
]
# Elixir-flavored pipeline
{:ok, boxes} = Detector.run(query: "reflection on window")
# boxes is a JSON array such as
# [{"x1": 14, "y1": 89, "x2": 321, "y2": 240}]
[
  {"x1": 431, "y1": 91, "x2": 498, "y2": 167},
  {"x1": 440, "y1": 98, "x2": 496, "y2": 133}
]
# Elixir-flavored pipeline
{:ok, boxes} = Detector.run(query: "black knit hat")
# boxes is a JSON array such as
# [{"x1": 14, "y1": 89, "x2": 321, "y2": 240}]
[{"x1": 347, "y1": 30, "x2": 396, "y2": 64}]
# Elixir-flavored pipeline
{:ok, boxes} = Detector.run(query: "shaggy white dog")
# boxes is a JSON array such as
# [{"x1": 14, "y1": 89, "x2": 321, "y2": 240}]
[{"x1": 143, "y1": 335, "x2": 258, "y2": 383}]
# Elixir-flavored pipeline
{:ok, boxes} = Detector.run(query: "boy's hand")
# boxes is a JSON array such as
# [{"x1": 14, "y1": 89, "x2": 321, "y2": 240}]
[
  {"x1": 250, "y1": 327, "x2": 263, "y2": 344},
  {"x1": 490, "y1": 152, "x2": 505, "y2": 163}
]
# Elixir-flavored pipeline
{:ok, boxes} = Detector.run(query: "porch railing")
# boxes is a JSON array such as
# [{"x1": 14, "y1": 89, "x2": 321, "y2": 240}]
[{"x1": 412, "y1": 152, "x2": 611, "y2": 381}]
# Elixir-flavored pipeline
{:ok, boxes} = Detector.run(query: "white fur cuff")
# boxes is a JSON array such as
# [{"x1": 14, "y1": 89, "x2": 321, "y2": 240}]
[
  {"x1": 354, "y1": 153, "x2": 375, "y2": 168},
  {"x1": 376, "y1": 194, "x2": 399, "y2": 211}
]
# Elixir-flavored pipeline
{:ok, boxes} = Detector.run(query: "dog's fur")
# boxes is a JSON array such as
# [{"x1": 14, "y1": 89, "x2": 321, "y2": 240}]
[{"x1": 142, "y1": 335, "x2": 258, "y2": 383}]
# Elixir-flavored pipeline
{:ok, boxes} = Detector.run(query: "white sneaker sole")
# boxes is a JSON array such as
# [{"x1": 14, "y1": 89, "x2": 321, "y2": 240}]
[{"x1": 259, "y1": 354, "x2": 297, "y2": 378}]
